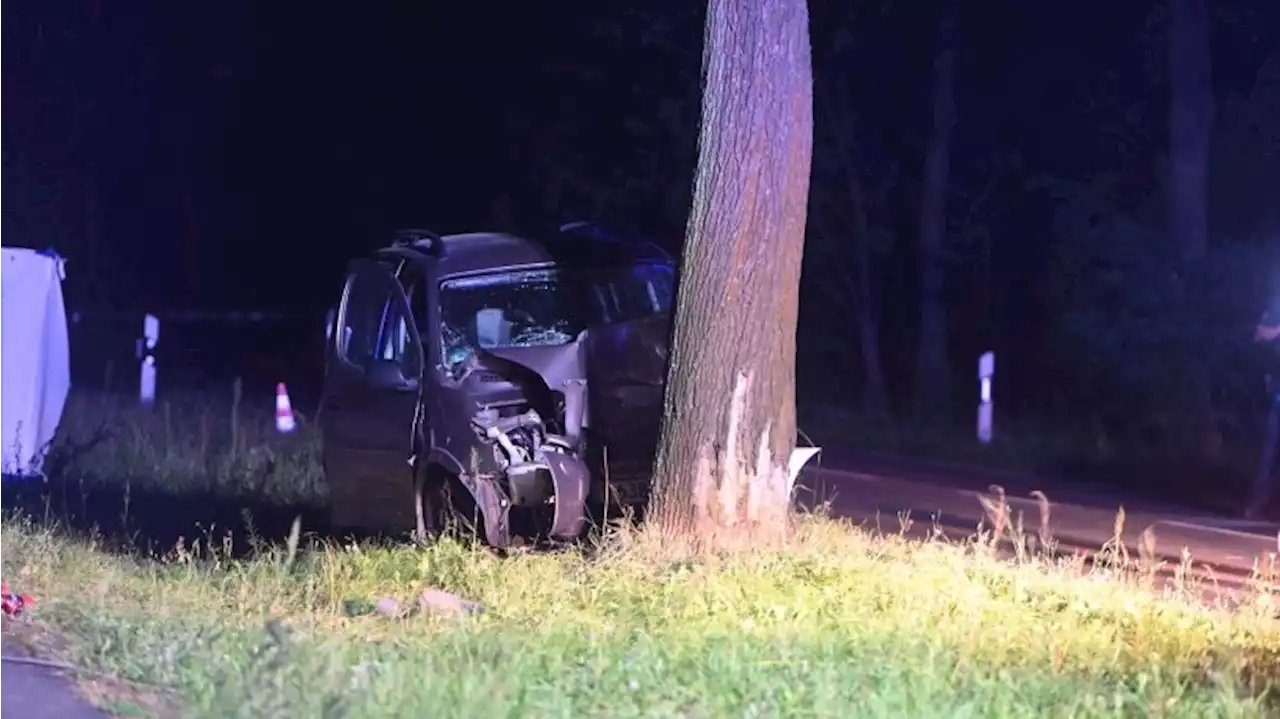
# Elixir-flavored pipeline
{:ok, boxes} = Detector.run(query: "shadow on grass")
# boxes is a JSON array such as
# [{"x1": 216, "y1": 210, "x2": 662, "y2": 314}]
[
  {"x1": 1, "y1": 474, "x2": 332, "y2": 558},
  {"x1": 1, "y1": 388, "x2": 600, "y2": 558},
  {"x1": 0, "y1": 387, "x2": 347, "y2": 557}
]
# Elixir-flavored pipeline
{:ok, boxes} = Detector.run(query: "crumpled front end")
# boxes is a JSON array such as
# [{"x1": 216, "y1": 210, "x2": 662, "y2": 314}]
[
  {"x1": 463, "y1": 341, "x2": 592, "y2": 543},
  {"x1": 468, "y1": 400, "x2": 588, "y2": 542},
  {"x1": 457, "y1": 314, "x2": 671, "y2": 544}
]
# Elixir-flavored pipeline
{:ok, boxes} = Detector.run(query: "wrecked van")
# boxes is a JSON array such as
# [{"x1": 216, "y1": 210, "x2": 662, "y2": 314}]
[{"x1": 320, "y1": 223, "x2": 675, "y2": 547}]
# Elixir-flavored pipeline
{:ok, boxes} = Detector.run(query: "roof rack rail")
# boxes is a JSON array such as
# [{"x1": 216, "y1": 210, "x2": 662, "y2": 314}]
[
  {"x1": 558, "y1": 220, "x2": 603, "y2": 236},
  {"x1": 390, "y1": 228, "x2": 444, "y2": 256}
]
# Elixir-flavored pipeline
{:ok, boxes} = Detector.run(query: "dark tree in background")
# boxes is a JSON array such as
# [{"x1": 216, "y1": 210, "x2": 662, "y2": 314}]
[
  {"x1": 1166, "y1": 0, "x2": 1216, "y2": 449},
  {"x1": 1168, "y1": 0, "x2": 1213, "y2": 263},
  {"x1": 1, "y1": 3, "x2": 119, "y2": 306},
  {"x1": 914, "y1": 1, "x2": 959, "y2": 416},
  {"x1": 810, "y1": 57, "x2": 893, "y2": 419},
  {"x1": 647, "y1": 0, "x2": 814, "y2": 547}
]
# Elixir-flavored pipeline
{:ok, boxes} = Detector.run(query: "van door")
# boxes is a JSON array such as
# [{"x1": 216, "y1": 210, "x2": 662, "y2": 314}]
[{"x1": 320, "y1": 258, "x2": 425, "y2": 534}]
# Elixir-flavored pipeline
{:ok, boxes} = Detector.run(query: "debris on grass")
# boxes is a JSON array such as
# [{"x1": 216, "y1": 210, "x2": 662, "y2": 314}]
[{"x1": 2, "y1": 581, "x2": 36, "y2": 618}]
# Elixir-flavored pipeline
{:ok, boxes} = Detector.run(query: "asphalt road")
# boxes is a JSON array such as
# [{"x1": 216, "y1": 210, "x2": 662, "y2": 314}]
[
  {"x1": 1, "y1": 640, "x2": 105, "y2": 719},
  {"x1": 798, "y1": 451, "x2": 1280, "y2": 593}
]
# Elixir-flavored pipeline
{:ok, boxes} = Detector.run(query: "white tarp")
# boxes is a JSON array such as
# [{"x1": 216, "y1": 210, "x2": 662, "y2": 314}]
[{"x1": 1, "y1": 247, "x2": 70, "y2": 476}]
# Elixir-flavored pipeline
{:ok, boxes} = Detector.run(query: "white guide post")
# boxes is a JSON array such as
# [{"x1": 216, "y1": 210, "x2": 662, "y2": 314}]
[
  {"x1": 139, "y1": 313, "x2": 160, "y2": 405},
  {"x1": 977, "y1": 351, "x2": 994, "y2": 444}
]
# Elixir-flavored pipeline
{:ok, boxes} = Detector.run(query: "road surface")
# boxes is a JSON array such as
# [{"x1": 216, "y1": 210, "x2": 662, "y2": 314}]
[
  {"x1": 798, "y1": 450, "x2": 1280, "y2": 594},
  {"x1": 1, "y1": 638, "x2": 105, "y2": 719}
]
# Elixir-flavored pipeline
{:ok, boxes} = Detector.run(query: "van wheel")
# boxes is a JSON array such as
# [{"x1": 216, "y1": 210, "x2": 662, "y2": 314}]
[{"x1": 414, "y1": 466, "x2": 487, "y2": 545}]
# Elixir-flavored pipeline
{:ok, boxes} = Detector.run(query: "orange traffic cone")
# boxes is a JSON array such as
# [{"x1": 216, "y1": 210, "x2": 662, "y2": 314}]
[{"x1": 275, "y1": 382, "x2": 297, "y2": 433}]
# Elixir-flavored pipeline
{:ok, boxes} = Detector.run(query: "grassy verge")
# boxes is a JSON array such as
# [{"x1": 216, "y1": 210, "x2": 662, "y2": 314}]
[
  {"x1": 3, "y1": 513, "x2": 1279, "y2": 718},
  {"x1": 43, "y1": 384, "x2": 325, "y2": 505},
  {"x1": 2, "y1": 388, "x2": 1277, "y2": 717}
]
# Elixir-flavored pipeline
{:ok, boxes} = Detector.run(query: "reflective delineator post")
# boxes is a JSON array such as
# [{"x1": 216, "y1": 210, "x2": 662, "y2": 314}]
[
  {"x1": 977, "y1": 351, "x2": 994, "y2": 444},
  {"x1": 139, "y1": 313, "x2": 160, "y2": 405}
]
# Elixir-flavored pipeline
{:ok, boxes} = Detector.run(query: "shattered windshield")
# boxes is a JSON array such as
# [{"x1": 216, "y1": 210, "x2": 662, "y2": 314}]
[{"x1": 439, "y1": 263, "x2": 674, "y2": 370}]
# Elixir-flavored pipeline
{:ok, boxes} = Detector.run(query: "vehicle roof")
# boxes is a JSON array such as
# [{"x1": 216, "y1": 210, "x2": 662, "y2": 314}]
[
  {"x1": 387, "y1": 229, "x2": 674, "y2": 277},
  {"x1": 434, "y1": 232, "x2": 554, "y2": 276}
]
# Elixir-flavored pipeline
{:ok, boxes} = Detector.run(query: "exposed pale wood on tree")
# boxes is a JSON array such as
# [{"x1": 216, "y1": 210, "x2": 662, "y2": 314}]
[{"x1": 646, "y1": 0, "x2": 813, "y2": 550}]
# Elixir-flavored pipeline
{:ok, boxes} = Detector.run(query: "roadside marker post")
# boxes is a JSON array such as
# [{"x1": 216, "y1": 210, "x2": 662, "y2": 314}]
[
  {"x1": 977, "y1": 351, "x2": 994, "y2": 444},
  {"x1": 138, "y1": 314, "x2": 160, "y2": 405},
  {"x1": 74, "y1": 308, "x2": 287, "y2": 404}
]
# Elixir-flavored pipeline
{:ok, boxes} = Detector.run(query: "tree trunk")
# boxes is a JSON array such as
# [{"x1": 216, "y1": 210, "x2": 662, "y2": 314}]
[
  {"x1": 815, "y1": 83, "x2": 889, "y2": 418},
  {"x1": 646, "y1": 0, "x2": 813, "y2": 550},
  {"x1": 914, "y1": 5, "x2": 958, "y2": 417},
  {"x1": 85, "y1": 180, "x2": 101, "y2": 303},
  {"x1": 850, "y1": 174, "x2": 888, "y2": 417},
  {"x1": 182, "y1": 194, "x2": 200, "y2": 303},
  {"x1": 1167, "y1": 0, "x2": 1215, "y2": 451},
  {"x1": 1168, "y1": 0, "x2": 1212, "y2": 262}
]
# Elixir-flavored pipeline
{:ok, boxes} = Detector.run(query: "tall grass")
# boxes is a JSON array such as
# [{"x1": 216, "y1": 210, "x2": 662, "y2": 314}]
[
  {"x1": 3, "y1": 513, "x2": 1278, "y2": 718},
  {"x1": 40, "y1": 383, "x2": 324, "y2": 505},
  {"x1": 2, "y1": 386, "x2": 1278, "y2": 717}
]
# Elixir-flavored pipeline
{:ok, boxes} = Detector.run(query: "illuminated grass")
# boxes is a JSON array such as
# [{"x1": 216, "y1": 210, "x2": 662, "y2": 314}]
[
  {"x1": 3, "y1": 514, "x2": 1279, "y2": 718},
  {"x1": 3, "y1": 387, "x2": 1278, "y2": 717}
]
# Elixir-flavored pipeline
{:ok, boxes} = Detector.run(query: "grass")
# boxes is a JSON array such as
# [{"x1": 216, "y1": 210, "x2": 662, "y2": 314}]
[
  {"x1": 42, "y1": 382, "x2": 325, "y2": 506},
  {"x1": 2, "y1": 386, "x2": 1280, "y2": 718}
]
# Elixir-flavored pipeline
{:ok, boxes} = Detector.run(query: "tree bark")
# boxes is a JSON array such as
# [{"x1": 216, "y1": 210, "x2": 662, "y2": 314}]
[
  {"x1": 646, "y1": 0, "x2": 813, "y2": 550},
  {"x1": 850, "y1": 172, "x2": 888, "y2": 417},
  {"x1": 914, "y1": 4, "x2": 958, "y2": 416},
  {"x1": 1168, "y1": 0, "x2": 1212, "y2": 262},
  {"x1": 1167, "y1": 0, "x2": 1215, "y2": 451}
]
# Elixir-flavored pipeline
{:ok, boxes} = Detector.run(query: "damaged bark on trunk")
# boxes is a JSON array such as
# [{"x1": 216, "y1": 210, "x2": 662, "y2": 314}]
[
  {"x1": 646, "y1": 0, "x2": 813, "y2": 549},
  {"x1": 914, "y1": 4, "x2": 958, "y2": 415}
]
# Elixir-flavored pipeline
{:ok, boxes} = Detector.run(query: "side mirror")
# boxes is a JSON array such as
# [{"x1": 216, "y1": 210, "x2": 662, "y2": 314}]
[{"x1": 366, "y1": 359, "x2": 416, "y2": 391}]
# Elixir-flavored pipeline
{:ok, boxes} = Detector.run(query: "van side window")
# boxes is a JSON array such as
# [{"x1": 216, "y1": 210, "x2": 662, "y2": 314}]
[{"x1": 338, "y1": 261, "x2": 422, "y2": 379}]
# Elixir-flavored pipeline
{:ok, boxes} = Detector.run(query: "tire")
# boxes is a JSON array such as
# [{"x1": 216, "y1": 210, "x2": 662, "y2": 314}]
[{"x1": 415, "y1": 465, "x2": 488, "y2": 545}]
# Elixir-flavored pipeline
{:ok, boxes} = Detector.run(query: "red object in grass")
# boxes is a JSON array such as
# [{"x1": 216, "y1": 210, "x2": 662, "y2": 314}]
[{"x1": 1, "y1": 581, "x2": 35, "y2": 618}]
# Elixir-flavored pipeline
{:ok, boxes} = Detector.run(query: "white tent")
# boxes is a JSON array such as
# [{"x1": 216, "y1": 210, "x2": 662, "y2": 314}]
[{"x1": 1, "y1": 247, "x2": 70, "y2": 476}]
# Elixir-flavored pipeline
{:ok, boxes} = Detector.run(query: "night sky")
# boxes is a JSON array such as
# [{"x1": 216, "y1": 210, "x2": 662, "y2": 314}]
[{"x1": 3, "y1": 1, "x2": 1277, "y2": 360}]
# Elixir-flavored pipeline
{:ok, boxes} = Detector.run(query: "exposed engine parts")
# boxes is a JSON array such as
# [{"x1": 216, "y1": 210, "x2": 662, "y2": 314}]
[{"x1": 470, "y1": 404, "x2": 588, "y2": 540}]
